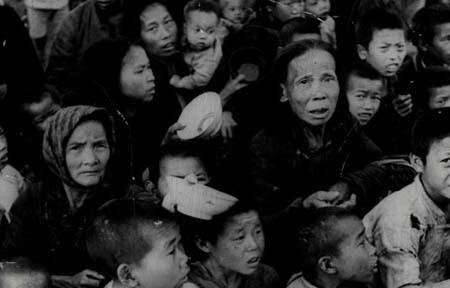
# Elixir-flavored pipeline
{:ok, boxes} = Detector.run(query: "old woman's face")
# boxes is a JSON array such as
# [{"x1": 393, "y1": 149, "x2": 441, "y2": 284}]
[
  {"x1": 65, "y1": 120, "x2": 110, "y2": 187},
  {"x1": 281, "y1": 48, "x2": 339, "y2": 126}
]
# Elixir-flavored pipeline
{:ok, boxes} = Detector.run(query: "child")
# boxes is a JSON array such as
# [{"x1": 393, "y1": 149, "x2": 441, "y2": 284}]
[
  {"x1": 279, "y1": 17, "x2": 321, "y2": 46},
  {"x1": 85, "y1": 198, "x2": 190, "y2": 288},
  {"x1": 304, "y1": 0, "x2": 336, "y2": 48},
  {"x1": 415, "y1": 66, "x2": 450, "y2": 110},
  {"x1": 218, "y1": 0, "x2": 256, "y2": 40},
  {"x1": 412, "y1": 4, "x2": 450, "y2": 69},
  {"x1": 288, "y1": 208, "x2": 377, "y2": 288},
  {"x1": 345, "y1": 64, "x2": 386, "y2": 126},
  {"x1": 0, "y1": 257, "x2": 50, "y2": 288},
  {"x1": 364, "y1": 107, "x2": 450, "y2": 288},
  {"x1": 170, "y1": 0, "x2": 223, "y2": 90}
]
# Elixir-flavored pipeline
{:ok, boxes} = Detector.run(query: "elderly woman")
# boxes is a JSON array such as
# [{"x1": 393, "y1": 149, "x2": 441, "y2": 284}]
[{"x1": 6, "y1": 106, "x2": 119, "y2": 287}]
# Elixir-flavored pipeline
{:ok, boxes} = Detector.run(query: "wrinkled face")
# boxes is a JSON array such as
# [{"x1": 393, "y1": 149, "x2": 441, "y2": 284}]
[
  {"x1": 185, "y1": 11, "x2": 219, "y2": 51},
  {"x1": 281, "y1": 49, "x2": 339, "y2": 126},
  {"x1": 157, "y1": 156, "x2": 209, "y2": 196},
  {"x1": 120, "y1": 45, "x2": 155, "y2": 103},
  {"x1": 416, "y1": 136, "x2": 450, "y2": 201},
  {"x1": 333, "y1": 217, "x2": 378, "y2": 284},
  {"x1": 429, "y1": 85, "x2": 450, "y2": 109},
  {"x1": 346, "y1": 75, "x2": 385, "y2": 126},
  {"x1": 222, "y1": 0, "x2": 248, "y2": 24},
  {"x1": 208, "y1": 211, "x2": 264, "y2": 275},
  {"x1": 65, "y1": 121, "x2": 110, "y2": 187},
  {"x1": 272, "y1": 0, "x2": 304, "y2": 23},
  {"x1": 131, "y1": 226, "x2": 190, "y2": 288},
  {"x1": 140, "y1": 4, "x2": 178, "y2": 57},
  {"x1": 429, "y1": 23, "x2": 450, "y2": 65},
  {"x1": 305, "y1": 0, "x2": 330, "y2": 18},
  {"x1": 359, "y1": 29, "x2": 406, "y2": 77}
]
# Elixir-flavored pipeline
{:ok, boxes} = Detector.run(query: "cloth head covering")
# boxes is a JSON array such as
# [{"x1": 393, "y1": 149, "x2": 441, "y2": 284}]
[
  {"x1": 42, "y1": 105, "x2": 116, "y2": 188},
  {"x1": 162, "y1": 175, "x2": 238, "y2": 220}
]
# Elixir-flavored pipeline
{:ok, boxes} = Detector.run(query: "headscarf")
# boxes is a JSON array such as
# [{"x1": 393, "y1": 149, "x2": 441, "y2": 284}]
[{"x1": 42, "y1": 105, "x2": 116, "y2": 188}]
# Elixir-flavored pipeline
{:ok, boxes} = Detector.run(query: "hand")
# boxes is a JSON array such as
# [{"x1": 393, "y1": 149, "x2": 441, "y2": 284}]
[
  {"x1": 392, "y1": 94, "x2": 413, "y2": 117},
  {"x1": 170, "y1": 75, "x2": 182, "y2": 88},
  {"x1": 303, "y1": 191, "x2": 356, "y2": 210},
  {"x1": 319, "y1": 16, "x2": 336, "y2": 47},
  {"x1": 161, "y1": 122, "x2": 186, "y2": 145},
  {"x1": 220, "y1": 111, "x2": 237, "y2": 139},
  {"x1": 53, "y1": 270, "x2": 104, "y2": 287},
  {"x1": 220, "y1": 74, "x2": 248, "y2": 106}
]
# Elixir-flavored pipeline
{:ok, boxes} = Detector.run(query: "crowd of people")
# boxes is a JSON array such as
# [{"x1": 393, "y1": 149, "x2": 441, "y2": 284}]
[{"x1": 1, "y1": 0, "x2": 450, "y2": 288}]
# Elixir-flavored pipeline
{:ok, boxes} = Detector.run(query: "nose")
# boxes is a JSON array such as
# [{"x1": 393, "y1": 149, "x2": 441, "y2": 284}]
[
  {"x1": 362, "y1": 98, "x2": 375, "y2": 111},
  {"x1": 310, "y1": 80, "x2": 327, "y2": 101},
  {"x1": 145, "y1": 68, "x2": 155, "y2": 83},
  {"x1": 82, "y1": 147, "x2": 98, "y2": 165},
  {"x1": 244, "y1": 235, "x2": 259, "y2": 251},
  {"x1": 178, "y1": 245, "x2": 189, "y2": 266},
  {"x1": 160, "y1": 26, "x2": 170, "y2": 40}
]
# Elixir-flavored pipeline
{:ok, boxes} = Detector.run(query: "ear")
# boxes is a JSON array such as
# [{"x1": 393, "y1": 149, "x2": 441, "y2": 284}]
[
  {"x1": 280, "y1": 83, "x2": 288, "y2": 103},
  {"x1": 318, "y1": 256, "x2": 337, "y2": 275},
  {"x1": 195, "y1": 237, "x2": 212, "y2": 254},
  {"x1": 410, "y1": 153, "x2": 425, "y2": 173},
  {"x1": 357, "y1": 44, "x2": 368, "y2": 60},
  {"x1": 117, "y1": 264, "x2": 139, "y2": 288}
]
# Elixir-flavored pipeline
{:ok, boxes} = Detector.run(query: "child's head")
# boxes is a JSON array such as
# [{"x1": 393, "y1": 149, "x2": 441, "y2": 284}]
[
  {"x1": 416, "y1": 66, "x2": 450, "y2": 110},
  {"x1": 345, "y1": 64, "x2": 386, "y2": 126},
  {"x1": 220, "y1": 0, "x2": 250, "y2": 25},
  {"x1": 265, "y1": 0, "x2": 304, "y2": 23},
  {"x1": 279, "y1": 17, "x2": 321, "y2": 46},
  {"x1": 85, "y1": 199, "x2": 189, "y2": 288},
  {"x1": 297, "y1": 208, "x2": 377, "y2": 285},
  {"x1": 411, "y1": 108, "x2": 450, "y2": 202},
  {"x1": 156, "y1": 141, "x2": 209, "y2": 197},
  {"x1": 355, "y1": 8, "x2": 407, "y2": 77},
  {"x1": 412, "y1": 4, "x2": 450, "y2": 65},
  {"x1": 304, "y1": 0, "x2": 330, "y2": 19},
  {"x1": 184, "y1": 0, "x2": 221, "y2": 51},
  {"x1": 0, "y1": 258, "x2": 50, "y2": 288}
]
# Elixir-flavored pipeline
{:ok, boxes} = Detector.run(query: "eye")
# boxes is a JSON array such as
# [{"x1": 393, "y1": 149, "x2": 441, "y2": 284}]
[
  {"x1": 323, "y1": 74, "x2": 336, "y2": 82},
  {"x1": 233, "y1": 234, "x2": 245, "y2": 241},
  {"x1": 296, "y1": 77, "x2": 310, "y2": 86},
  {"x1": 68, "y1": 144, "x2": 82, "y2": 151},
  {"x1": 146, "y1": 25, "x2": 157, "y2": 33},
  {"x1": 164, "y1": 18, "x2": 174, "y2": 26}
]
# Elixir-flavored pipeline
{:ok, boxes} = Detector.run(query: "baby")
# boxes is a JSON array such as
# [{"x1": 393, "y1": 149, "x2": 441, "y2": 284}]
[
  {"x1": 304, "y1": 0, "x2": 336, "y2": 48},
  {"x1": 218, "y1": 0, "x2": 255, "y2": 40},
  {"x1": 170, "y1": 0, "x2": 223, "y2": 90}
]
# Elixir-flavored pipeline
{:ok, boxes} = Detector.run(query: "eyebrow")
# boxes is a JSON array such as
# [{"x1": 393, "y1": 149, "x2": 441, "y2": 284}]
[{"x1": 164, "y1": 236, "x2": 178, "y2": 250}]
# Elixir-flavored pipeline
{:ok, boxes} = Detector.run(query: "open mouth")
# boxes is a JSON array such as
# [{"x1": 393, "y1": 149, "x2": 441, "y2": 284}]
[
  {"x1": 247, "y1": 256, "x2": 260, "y2": 266},
  {"x1": 385, "y1": 64, "x2": 399, "y2": 73},
  {"x1": 357, "y1": 112, "x2": 373, "y2": 120},
  {"x1": 309, "y1": 107, "x2": 330, "y2": 117},
  {"x1": 162, "y1": 42, "x2": 175, "y2": 51}
]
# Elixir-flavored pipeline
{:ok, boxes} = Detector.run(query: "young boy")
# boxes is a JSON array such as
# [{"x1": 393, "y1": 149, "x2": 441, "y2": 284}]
[
  {"x1": 217, "y1": 0, "x2": 255, "y2": 40},
  {"x1": 279, "y1": 17, "x2": 321, "y2": 47},
  {"x1": 170, "y1": 0, "x2": 223, "y2": 90},
  {"x1": 415, "y1": 66, "x2": 450, "y2": 110},
  {"x1": 364, "y1": 107, "x2": 450, "y2": 288},
  {"x1": 304, "y1": 0, "x2": 336, "y2": 48},
  {"x1": 345, "y1": 64, "x2": 386, "y2": 126},
  {"x1": 0, "y1": 257, "x2": 50, "y2": 288},
  {"x1": 288, "y1": 208, "x2": 377, "y2": 288},
  {"x1": 412, "y1": 4, "x2": 450, "y2": 69},
  {"x1": 85, "y1": 198, "x2": 190, "y2": 288}
]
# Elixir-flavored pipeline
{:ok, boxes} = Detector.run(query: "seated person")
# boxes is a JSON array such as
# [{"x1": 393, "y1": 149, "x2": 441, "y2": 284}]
[
  {"x1": 304, "y1": 0, "x2": 336, "y2": 48},
  {"x1": 279, "y1": 17, "x2": 321, "y2": 47},
  {"x1": 415, "y1": 66, "x2": 450, "y2": 110},
  {"x1": 364, "y1": 107, "x2": 450, "y2": 288},
  {"x1": 169, "y1": 0, "x2": 223, "y2": 90},
  {"x1": 0, "y1": 257, "x2": 50, "y2": 288},
  {"x1": 344, "y1": 63, "x2": 386, "y2": 126},
  {"x1": 85, "y1": 198, "x2": 189, "y2": 288},
  {"x1": 288, "y1": 208, "x2": 377, "y2": 288}
]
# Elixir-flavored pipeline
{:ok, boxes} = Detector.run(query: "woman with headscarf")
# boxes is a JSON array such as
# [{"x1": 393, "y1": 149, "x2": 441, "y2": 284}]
[{"x1": 4, "y1": 105, "x2": 120, "y2": 288}]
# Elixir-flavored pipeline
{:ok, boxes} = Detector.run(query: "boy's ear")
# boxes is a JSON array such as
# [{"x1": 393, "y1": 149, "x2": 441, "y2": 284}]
[
  {"x1": 410, "y1": 153, "x2": 425, "y2": 173},
  {"x1": 117, "y1": 264, "x2": 139, "y2": 288},
  {"x1": 195, "y1": 237, "x2": 212, "y2": 254},
  {"x1": 357, "y1": 44, "x2": 368, "y2": 60},
  {"x1": 280, "y1": 83, "x2": 288, "y2": 103},
  {"x1": 318, "y1": 256, "x2": 337, "y2": 275}
]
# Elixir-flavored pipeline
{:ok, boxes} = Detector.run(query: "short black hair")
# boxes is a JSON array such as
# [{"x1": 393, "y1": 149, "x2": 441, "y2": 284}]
[
  {"x1": 279, "y1": 17, "x2": 321, "y2": 47},
  {"x1": 297, "y1": 208, "x2": 359, "y2": 281},
  {"x1": 355, "y1": 7, "x2": 405, "y2": 48},
  {"x1": 415, "y1": 66, "x2": 450, "y2": 110},
  {"x1": 85, "y1": 199, "x2": 178, "y2": 279},
  {"x1": 274, "y1": 39, "x2": 336, "y2": 85},
  {"x1": 0, "y1": 257, "x2": 50, "y2": 288},
  {"x1": 412, "y1": 4, "x2": 450, "y2": 47},
  {"x1": 344, "y1": 63, "x2": 385, "y2": 94},
  {"x1": 183, "y1": 0, "x2": 222, "y2": 22},
  {"x1": 411, "y1": 107, "x2": 450, "y2": 162}
]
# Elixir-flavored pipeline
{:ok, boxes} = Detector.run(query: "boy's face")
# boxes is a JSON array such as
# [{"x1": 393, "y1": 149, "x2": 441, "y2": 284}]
[
  {"x1": 271, "y1": 0, "x2": 304, "y2": 23},
  {"x1": 414, "y1": 136, "x2": 450, "y2": 202},
  {"x1": 346, "y1": 74, "x2": 384, "y2": 126},
  {"x1": 429, "y1": 85, "x2": 450, "y2": 109},
  {"x1": 158, "y1": 156, "x2": 209, "y2": 196},
  {"x1": 222, "y1": 0, "x2": 247, "y2": 24},
  {"x1": 304, "y1": 0, "x2": 330, "y2": 18},
  {"x1": 131, "y1": 226, "x2": 189, "y2": 288},
  {"x1": 332, "y1": 216, "x2": 377, "y2": 284},
  {"x1": 429, "y1": 23, "x2": 450, "y2": 65},
  {"x1": 358, "y1": 29, "x2": 406, "y2": 77},
  {"x1": 185, "y1": 11, "x2": 218, "y2": 51}
]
